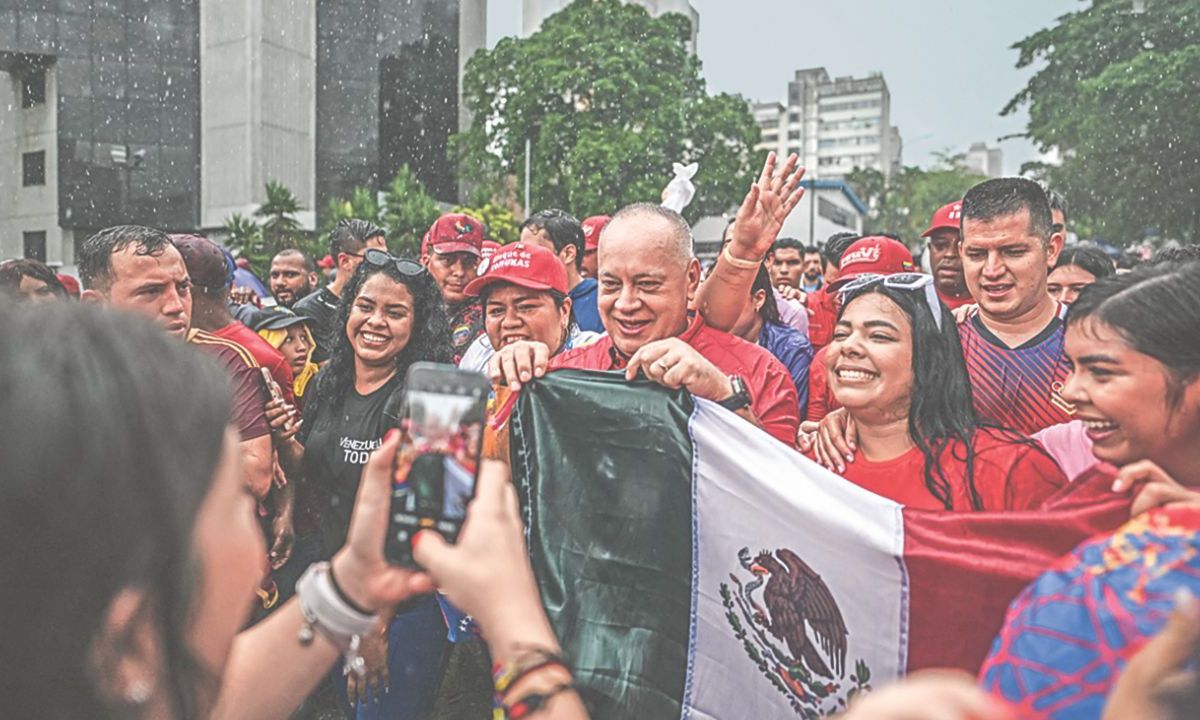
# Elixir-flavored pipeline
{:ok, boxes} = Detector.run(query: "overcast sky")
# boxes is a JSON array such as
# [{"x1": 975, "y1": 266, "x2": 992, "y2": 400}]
[{"x1": 485, "y1": 0, "x2": 1082, "y2": 174}]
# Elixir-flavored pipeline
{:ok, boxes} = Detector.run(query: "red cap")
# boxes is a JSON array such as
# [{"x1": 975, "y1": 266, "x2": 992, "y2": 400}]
[
  {"x1": 480, "y1": 240, "x2": 502, "y2": 261},
  {"x1": 56, "y1": 273, "x2": 80, "y2": 299},
  {"x1": 463, "y1": 242, "x2": 568, "y2": 297},
  {"x1": 921, "y1": 201, "x2": 963, "y2": 238},
  {"x1": 421, "y1": 213, "x2": 484, "y2": 257},
  {"x1": 317, "y1": 254, "x2": 335, "y2": 269},
  {"x1": 830, "y1": 236, "x2": 915, "y2": 289},
  {"x1": 581, "y1": 215, "x2": 611, "y2": 250}
]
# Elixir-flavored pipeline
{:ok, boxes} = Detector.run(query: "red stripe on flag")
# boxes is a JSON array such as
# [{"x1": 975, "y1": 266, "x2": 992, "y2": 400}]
[{"x1": 901, "y1": 467, "x2": 1131, "y2": 673}]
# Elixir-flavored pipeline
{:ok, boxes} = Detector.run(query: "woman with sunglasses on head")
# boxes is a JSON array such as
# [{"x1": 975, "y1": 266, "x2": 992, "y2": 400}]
[
  {"x1": 271, "y1": 248, "x2": 456, "y2": 719},
  {"x1": 816, "y1": 264, "x2": 1067, "y2": 511}
]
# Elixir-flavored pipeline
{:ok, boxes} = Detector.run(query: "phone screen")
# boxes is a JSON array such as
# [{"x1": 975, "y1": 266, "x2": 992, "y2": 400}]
[{"x1": 386, "y1": 365, "x2": 489, "y2": 566}]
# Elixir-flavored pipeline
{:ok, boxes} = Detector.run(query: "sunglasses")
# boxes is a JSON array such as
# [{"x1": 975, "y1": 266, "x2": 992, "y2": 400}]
[
  {"x1": 838, "y1": 272, "x2": 944, "y2": 331},
  {"x1": 364, "y1": 248, "x2": 426, "y2": 277}
]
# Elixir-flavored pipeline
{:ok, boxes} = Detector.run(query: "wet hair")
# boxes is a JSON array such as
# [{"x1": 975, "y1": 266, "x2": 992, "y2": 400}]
[
  {"x1": 836, "y1": 283, "x2": 1042, "y2": 510},
  {"x1": 961, "y1": 177, "x2": 1053, "y2": 247},
  {"x1": 1045, "y1": 188, "x2": 1069, "y2": 230},
  {"x1": 309, "y1": 255, "x2": 454, "y2": 410},
  {"x1": 273, "y1": 248, "x2": 316, "y2": 273},
  {"x1": 0, "y1": 304, "x2": 230, "y2": 719},
  {"x1": 609, "y1": 202, "x2": 694, "y2": 266},
  {"x1": 1052, "y1": 245, "x2": 1115, "y2": 282},
  {"x1": 751, "y1": 263, "x2": 782, "y2": 326},
  {"x1": 328, "y1": 218, "x2": 385, "y2": 259},
  {"x1": 768, "y1": 237, "x2": 804, "y2": 257},
  {"x1": 0, "y1": 258, "x2": 68, "y2": 300},
  {"x1": 1151, "y1": 244, "x2": 1200, "y2": 266},
  {"x1": 78, "y1": 225, "x2": 173, "y2": 291},
  {"x1": 822, "y1": 232, "x2": 860, "y2": 268},
  {"x1": 1068, "y1": 262, "x2": 1200, "y2": 409},
  {"x1": 520, "y1": 210, "x2": 585, "y2": 272}
]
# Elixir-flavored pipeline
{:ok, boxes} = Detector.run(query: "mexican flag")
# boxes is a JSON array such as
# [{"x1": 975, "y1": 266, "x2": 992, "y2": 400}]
[{"x1": 508, "y1": 371, "x2": 1130, "y2": 720}]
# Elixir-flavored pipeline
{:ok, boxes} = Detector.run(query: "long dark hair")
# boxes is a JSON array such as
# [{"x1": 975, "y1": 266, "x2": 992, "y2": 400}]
[
  {"x1": 837, "y1": 283, "x2": 989, "y2": 509},
  {"x1": 751, "y1": 264, "x2": 782, "y2": 326},
  {"x1": 1069, "y1": 262, "x2": 1200, "y2": 409},
  {"x1": 0, "y1": 304, "x2": 231, "y2": 718},
  {"x1": 310, "y1": 256, "x2": 454, "y2": 409},
  {"x1": 1053, "y1": 245, "x2": 1115, "y2": 281}
]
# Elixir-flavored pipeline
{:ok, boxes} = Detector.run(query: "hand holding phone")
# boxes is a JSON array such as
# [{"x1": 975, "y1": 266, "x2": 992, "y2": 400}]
[{"x1": 386, "y1": 363, "x2": 490, "y2": 567}]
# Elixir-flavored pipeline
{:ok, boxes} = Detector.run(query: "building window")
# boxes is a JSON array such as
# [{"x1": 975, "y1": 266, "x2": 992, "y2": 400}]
[
  {"x1": 787, "y1": 130, "x2": 801, "y2": 140},
  {"x1": 22, "y1": 151, "x2": 46, "y2": 186},
  {"x1": 23, "y1": 231, "x2": 47, "y2": 262},
  {"x1": 22, "y1": 70, "x2": 46, "y2": 108}
]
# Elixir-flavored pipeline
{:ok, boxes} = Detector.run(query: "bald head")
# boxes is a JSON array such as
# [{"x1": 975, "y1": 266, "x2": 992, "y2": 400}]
[
  {"x1": 595, "y1": 203, "x2": 701, "y2": 356},
  {"x1": 602, "y1": 203, "x2": 694, "y2": 271}
]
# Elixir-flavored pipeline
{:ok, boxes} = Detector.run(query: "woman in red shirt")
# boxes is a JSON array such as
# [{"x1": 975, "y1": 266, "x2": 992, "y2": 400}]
[{"x1": 818, "y1": 274, "x2": 1065, "y2": 511}]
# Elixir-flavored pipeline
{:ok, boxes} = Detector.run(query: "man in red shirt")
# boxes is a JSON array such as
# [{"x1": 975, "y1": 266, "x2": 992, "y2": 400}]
[
  {"x1": 489, "y1": 203, "x2": 799, "y2": 445},
  {"x1": 173, "y1": 234, "x2": 296, "y2": 406},
  {"x1": 921, "y1": 201, "x2": 974, "y2": 310},
  {"x1": 958, "y1": 177, "x2": 1072, "y2": 435},
  {"x1": 77, "y1": 226, "x2": 273, "y2": 500}
]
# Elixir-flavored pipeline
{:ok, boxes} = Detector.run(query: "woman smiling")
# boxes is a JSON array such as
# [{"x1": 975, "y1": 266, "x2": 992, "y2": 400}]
[
  {"x1": 272, "y1": 248, "x2": 454, "y2": 718},
  {"x1": 818, "y1": 272, "x2": 1066, "y2": 511},
  {"x1": 458, "y1": 242, "x2": 601, "y2": 373}
]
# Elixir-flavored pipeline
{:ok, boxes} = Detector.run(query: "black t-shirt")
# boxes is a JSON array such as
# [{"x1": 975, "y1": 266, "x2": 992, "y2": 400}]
[
  {"x1": 299, "y1": 371, "x2": 404, "y2": 557},
  {"x1": 293, "y1": 286, "x2": 341, "y2": 363}
]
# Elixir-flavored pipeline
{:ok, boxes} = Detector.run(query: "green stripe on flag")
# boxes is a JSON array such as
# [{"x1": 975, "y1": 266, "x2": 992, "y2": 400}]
[{"x1": 511, "y1": 370, "x2": 695, "y2": 719}]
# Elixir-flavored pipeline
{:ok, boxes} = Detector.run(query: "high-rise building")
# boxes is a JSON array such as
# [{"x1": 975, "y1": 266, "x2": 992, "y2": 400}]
[
  {"x1": 964, "y1": 141, "x2": 1003, "y2": 178},
  {"x1": 523, "y1": 0, "x2": 699, "y2": 52},
  {"x1": 0, "y1": 0, "x2": 485, "y2": 269},
  {"x1": 752, "y1": 68, "x2": 902, "y2": 181}
]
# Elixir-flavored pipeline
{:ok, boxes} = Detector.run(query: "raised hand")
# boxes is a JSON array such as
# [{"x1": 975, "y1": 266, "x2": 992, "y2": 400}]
[{"x1": 729, "y1": 152, "x2": 807, "y2": 262}]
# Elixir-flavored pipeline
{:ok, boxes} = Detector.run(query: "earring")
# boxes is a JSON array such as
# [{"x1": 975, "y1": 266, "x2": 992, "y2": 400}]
[{"x1": 124, "y1": 679, "x2": 152, "y2": 705}]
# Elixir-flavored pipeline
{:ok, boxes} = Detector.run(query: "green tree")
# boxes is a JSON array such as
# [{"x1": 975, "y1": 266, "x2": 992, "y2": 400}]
[
  {"x1": 1005, "y1": 0, "x2": 1200, "y2": 243},
  {"x1": 255, "y1": 181, "x2": 303, "y2": 250},
  {"x1": 846, "y1": 154, "x2": 986, "y2": 244},
  {"x1": 320, "y1": 187, "x2": 382, "y2": 239},
  {"x1": 381, "y1": 165, "x2": 443, "y2": 257},
  {"x1": 452, "y1": 202, "x2": 520, "y2": 245},
  {"x1": 225, "y1": 182, "x2": 321, "y2": 278},
  {"x1": 452, "y1": 0, "x2": 761, "y2": 223}
]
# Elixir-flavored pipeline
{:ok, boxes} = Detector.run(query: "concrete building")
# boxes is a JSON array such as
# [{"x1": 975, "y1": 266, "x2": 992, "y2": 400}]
[
  {"x1": 0, "y1": 0, "x2": 485, "y2": 269},
  {"x1": 523, "y1": 0, "x2": 699, "y2": 52},
  {"x1": 752, "y1": 68, "x2": 902, "y2": 182},
  {"x1": 964, "y1": 141, "x2": 1003, "y2": 178}
]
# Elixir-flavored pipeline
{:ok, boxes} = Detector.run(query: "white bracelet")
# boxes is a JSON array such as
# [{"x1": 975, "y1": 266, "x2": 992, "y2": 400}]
[{"x1": 296, "y1": 562, "x2": 380, "y2": 674}]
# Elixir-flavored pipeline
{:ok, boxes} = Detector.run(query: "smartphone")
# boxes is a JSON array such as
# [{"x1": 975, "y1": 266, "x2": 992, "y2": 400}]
[
  {"x1": 261, "y1": 367, "x2": 285, "y2": 404},
  {"x1": 386, "y1": 363, "x2": 491, "y2": 566}
]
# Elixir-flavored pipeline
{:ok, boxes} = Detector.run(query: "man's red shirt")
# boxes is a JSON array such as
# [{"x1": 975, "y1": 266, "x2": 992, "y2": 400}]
[
  {"x1": 937, "y1": 288, "x2": 974, "y2": 311},
  {"x1": 213, "y1": 321, "x2": 296, "y2": 405},
  {"x1": 805, "y1": 287, "x2": 839, "y2": 349},
  {"x1": 550, "y1": 315, "x2": 800, "y2": 444}
]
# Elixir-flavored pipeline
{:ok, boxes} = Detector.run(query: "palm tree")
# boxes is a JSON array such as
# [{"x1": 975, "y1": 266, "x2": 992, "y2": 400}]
[{"x1": 255, "y1": 181, "x2": 303, "y2": 255}]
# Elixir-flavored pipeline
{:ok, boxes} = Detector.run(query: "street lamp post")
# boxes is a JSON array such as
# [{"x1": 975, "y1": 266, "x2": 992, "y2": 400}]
[{"x1": 110, "y1": 145, "x2": 146, "y2": 223}]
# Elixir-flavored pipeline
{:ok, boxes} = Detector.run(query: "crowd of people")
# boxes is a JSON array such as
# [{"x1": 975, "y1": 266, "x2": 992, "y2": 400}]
[{"x1": 1, "y1": 149, "x2": 1198, "y2": 720}]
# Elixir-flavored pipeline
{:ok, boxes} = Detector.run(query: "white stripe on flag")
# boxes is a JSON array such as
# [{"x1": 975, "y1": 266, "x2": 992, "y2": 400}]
[{"x1": 683, "y1": 399, "x2": 908, "y2": 719}]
